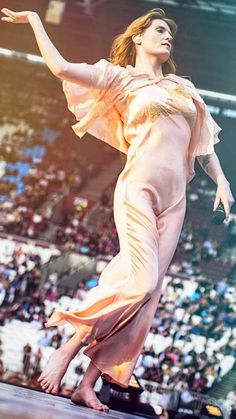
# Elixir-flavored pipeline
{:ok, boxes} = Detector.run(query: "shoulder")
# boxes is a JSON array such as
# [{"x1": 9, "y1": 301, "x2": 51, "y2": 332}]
[
  {"x1": 88, "y1": 58, "x2": 128, "y2": 91},
  {"x1": 167, "y1": 73, "x2": 195, "y2": 88},
  {"x1": 92, "y1": 58, "x2": 127, "y2": 77},
  {"x1": 168, "y1": 73, "x2": 204, "y2": 103}
]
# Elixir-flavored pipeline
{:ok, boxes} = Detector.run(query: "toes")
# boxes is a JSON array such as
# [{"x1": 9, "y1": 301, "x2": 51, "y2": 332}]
[
  {"x1": 40, "y1": 378, "x2": 49, "y2": 387},
  {"x1": 51, "y1": 388, "x2": 58, "y2": 395},
  {"x1": 90, "y1": 403, "x2": 101, "y2": 410},
  {"x1": 42, "y1": 381, "x2": 51, "y2": 391},
  {"x1": 50, "y1": 385, "x2": 56, "y2": 393},
  {"x1": 101, "y1": 404, "x2": 109, "y2": 412},
  {"x1": 88, "y1": 399, "x2": 103, "y2": 411},
  {"x1": 98, "y1": 404, "x2": 106, "y2": 411},
  {"x1": 51, "y1": 385, "x2": 59, "y2": 395},
  {"x1": 46, "y1": 384, "x2": 53, "y2": 393},
  {"x1": 100, "y1": 403, "x2": 109, "y2": 412}
]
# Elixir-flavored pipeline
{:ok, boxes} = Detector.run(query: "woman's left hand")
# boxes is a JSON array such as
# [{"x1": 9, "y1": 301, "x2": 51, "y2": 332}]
[{"x1": 213, "y1": 177, "x2": 235, "y2": 221}]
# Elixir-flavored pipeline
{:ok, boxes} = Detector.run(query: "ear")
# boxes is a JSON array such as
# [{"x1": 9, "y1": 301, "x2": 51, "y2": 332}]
[{"x1": 132, "y1": 34, "x2": 142, "y2": 45}]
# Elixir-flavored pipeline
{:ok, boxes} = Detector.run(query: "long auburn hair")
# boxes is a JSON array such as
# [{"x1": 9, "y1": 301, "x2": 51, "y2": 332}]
[{"x1": 109, "y1": 8, "x2": 178, "y2": 75}]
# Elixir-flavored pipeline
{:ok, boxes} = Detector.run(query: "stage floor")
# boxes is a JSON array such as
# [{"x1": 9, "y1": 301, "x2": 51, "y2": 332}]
[{"x1": 0, "y1": 382, "x2": 144, "y2": 419}]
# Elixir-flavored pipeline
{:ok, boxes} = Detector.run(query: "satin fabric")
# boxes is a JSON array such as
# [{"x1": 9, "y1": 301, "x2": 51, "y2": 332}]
[{"x1": 46, "y1": 60, "x2": 221, "y2": 387}]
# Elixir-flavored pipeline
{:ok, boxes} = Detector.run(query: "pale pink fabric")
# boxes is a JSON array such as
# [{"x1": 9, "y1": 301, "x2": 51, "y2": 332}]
[{"x1": 46, "y1": 59, "x2": 221, "y2": 387}]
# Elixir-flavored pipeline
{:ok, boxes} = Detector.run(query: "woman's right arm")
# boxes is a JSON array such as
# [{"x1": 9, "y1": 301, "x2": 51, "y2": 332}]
[{"x1": 1, "y1": 8, "x2": 94, "y2": 87}]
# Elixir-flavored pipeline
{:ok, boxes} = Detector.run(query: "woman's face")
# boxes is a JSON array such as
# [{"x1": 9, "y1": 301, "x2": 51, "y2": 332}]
[{"x1": 138, "y1": 18, "x2": 173, "y2": 61}]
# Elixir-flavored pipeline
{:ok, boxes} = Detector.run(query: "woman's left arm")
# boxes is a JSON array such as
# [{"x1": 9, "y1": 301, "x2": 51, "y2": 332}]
[{"x1": 197, "y1": 153, "x2": 235, "y2": 220}]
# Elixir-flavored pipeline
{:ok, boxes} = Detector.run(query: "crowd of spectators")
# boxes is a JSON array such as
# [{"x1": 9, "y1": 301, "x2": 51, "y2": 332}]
[
  {"x1": 0, "y1": 56, "x2": 116, "y2": 240},
  {"x1": 135, "y1": 275, "x2": 235, "y2": 392},
  {"x1": 0, "y1": 233, "x2": 235, "y2": 405},
  {"x1": 0, "y1": 161, "x2": 93, "y2": 240},
  {"x1": 55, "y1": 216, "x2": 119, "y2": 256}
]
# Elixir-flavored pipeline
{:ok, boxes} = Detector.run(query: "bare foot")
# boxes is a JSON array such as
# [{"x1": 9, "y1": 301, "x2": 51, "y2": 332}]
[
  {"x1": 71, "y1": 383, "x2": 109, "y2": 412},
  {"x1": 37, "y1": 347, "x2": 71, "y2": 394}
]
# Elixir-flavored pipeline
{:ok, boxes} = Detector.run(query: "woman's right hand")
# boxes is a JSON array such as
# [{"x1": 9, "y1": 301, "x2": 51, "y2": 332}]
[{"x1": 1, "y1": 8, "x2": 37, "y2": 24}]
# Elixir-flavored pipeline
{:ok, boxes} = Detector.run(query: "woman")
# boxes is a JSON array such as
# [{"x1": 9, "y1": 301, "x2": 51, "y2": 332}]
[{"x1": 1, "y1": 6, "x2": 234, "y2": 412}]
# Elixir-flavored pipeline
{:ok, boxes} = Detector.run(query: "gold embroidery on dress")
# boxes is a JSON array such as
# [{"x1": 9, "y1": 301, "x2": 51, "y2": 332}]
[
  {"x1": 136, "y1": 84, "x2": 196, "y2": 129},
  {"x1": 147, "y1": 102, "x2": 175, "y2": 122},
  {"x1": 163, "y1": 84, "x2": 196, "y2": 129},
  {"x1": 173, "y1": 85, "x2": 192, "y2": 99},
  {"x1": 160, "y1": 84, "x2": 191, "y2": 99}
]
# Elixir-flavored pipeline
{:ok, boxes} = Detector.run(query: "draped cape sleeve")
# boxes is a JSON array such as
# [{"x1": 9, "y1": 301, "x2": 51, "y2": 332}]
[
  {"x1": 170, "y1": 75, "x2": 222, "y2": 183},
  {"x1": 62, "y1": 58, "x2": 130, "y2": 154}
]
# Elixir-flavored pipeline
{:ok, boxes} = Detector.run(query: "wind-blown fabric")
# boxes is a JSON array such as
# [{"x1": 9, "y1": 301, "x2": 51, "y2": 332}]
[{"x1": 46, "y1": 59, "x2": 221, "y2": 387}]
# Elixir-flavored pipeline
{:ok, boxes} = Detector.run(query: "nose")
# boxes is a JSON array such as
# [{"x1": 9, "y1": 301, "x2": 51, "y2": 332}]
[{"x1": 165, "y1": 34, "x2": 173, "y2": 45}]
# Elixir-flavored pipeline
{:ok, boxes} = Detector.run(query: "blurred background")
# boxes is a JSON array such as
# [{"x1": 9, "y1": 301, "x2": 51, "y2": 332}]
[{"x1": 0, "y1": 0, "x2": 236, "y2": 417}]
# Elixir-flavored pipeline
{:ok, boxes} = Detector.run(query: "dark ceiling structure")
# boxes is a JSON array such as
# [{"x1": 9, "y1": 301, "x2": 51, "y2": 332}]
[{"x1": 0, "y1": 0, "x2": 236, "y2": 95}]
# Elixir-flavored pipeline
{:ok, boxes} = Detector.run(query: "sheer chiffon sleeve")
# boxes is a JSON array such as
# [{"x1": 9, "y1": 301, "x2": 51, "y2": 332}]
[
  {"x1": 178, "y1": 77, "x2": 222, "y2": 183},
  {"x1": 62, "y1": 59, "x2": 130, "y2": 154}
]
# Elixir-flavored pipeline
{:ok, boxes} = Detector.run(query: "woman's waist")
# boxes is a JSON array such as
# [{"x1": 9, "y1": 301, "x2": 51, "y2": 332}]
[
  {"x1": 127, "y1": 139, "x2": 189, "y2": 168},
  {"x1": 122, "y1": 155, "x2": 188, "y2": 185}
]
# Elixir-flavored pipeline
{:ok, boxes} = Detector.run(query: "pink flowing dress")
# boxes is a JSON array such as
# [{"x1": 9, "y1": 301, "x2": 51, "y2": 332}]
[{"x1": 46, "y1": 59, "x2": 221, "y2": 387}]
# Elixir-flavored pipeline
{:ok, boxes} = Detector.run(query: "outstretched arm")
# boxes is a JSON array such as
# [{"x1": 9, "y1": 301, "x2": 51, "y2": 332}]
[
  {"x1": 197, "y1": 153, "x2": 234, "y2": 219},
  {"x1": 1, "y1": 8, "x2": 94, "y2": 87}
]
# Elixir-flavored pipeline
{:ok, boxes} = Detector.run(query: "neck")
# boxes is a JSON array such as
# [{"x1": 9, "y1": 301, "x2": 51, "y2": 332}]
[{"x1": 134, "y1": 54, "x2": 163, "y2": 77}]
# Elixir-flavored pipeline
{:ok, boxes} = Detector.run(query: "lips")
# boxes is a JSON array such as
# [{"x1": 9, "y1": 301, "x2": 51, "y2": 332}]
[{"x1": 162, "y1": 43, "x2": 171, "y2": 49}]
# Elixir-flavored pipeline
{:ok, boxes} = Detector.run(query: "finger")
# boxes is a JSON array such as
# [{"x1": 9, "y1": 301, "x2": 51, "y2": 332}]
[
  {"x1": 225, "y1": 207, "x2": 230, "y2": 220},
  {"x1": 1, "y1": 8, "x2": 14, "y2": 17},
  {"x1": 1, "y1": 17, "x2": 14, "y2": 22},
  {"x1": 213, "y1": 197, "x2": 220, "y2": 211},
  {"x1": 1, "y1": 12, "x2": 14, "y2": 20},
  {"x1": 1, "y1": 8, "x2": 14, "y2": 13},
  {"x1": 221, "y1": 202, "x2": 229, "y2": 220}
]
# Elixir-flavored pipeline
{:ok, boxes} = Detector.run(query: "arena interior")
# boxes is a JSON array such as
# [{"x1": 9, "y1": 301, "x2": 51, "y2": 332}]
[{"x1": 0, "y1": 0, "x2": 236, "y2": 418}]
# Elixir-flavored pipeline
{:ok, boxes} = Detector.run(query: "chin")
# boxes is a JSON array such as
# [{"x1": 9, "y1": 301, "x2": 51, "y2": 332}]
[{"x1": 156, "y1": 55, "x2": 170, "y2": 64}]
